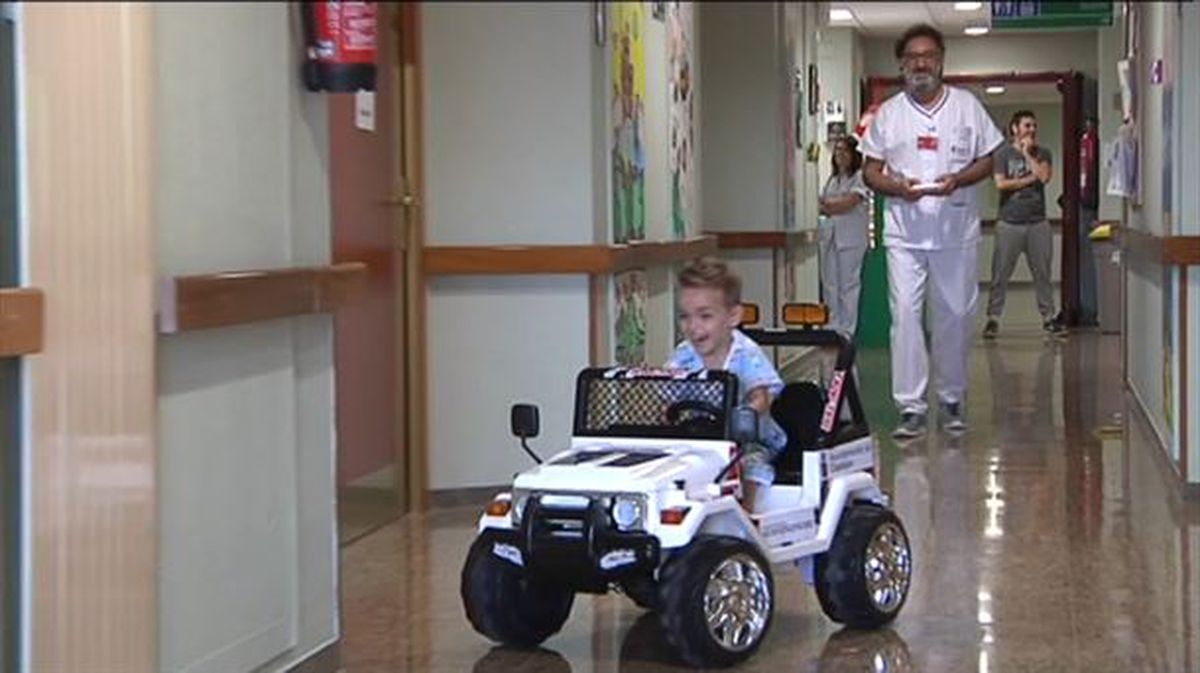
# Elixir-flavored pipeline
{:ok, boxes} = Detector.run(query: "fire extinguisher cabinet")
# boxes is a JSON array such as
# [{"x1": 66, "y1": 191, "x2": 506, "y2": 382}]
[{"x1": 302, "y1": 1, "x2": 378, "y2": 93}]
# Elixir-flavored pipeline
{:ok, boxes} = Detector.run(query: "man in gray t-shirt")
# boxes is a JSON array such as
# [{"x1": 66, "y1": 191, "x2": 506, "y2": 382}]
[
  {"x1": 983, "y1": 110, "x2": 1066, "y2": 338},
  {"x1": 996, "y1": 142, "x2": 1050, "y2": 223}
]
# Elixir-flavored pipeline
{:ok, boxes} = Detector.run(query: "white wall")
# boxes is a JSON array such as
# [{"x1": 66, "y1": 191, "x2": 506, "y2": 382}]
[
  {"x1": 154, "y1": 4, "x2": 336, "y2": 672},
  {"x1": 816, "y1": 27, "x2": 861, "y2": 190},
  {"x1": 864, "y1": 32, "x2": 1099, "y2": 79},
  {"x1": 1181, "y1": 2, "x2": 1200, "y2": 482},
  {"x1": 424, "y1": 3, "x2": 598, "y2": 490},
  {"x1": 1097, "y1": 19, "x2": 1125, "y2": 221},
  {"x1": 1118, "y1": 1, "x2": 1185, "y2": 467},
  {"x1": 699, "y1": 1, "x2": 781, "y2": 232},
  {"x1": 1125, "y1": 2, "x2": 1172, "y2": 453}
]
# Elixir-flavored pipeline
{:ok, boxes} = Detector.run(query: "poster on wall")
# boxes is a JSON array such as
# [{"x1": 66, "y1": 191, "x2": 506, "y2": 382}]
[
  {"x1": 614, "y1": 270, "x2": 648, "y2": 365},
  {"x1": 667, "y1": 1, "x2": 694, "y2": 239},
  {"x1": 612, "y1": 2, "x2": 647, "y2": 244}
]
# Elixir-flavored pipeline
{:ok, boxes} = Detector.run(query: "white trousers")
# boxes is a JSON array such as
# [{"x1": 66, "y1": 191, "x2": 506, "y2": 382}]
[
  {"x1": 819, "y1": 237, "x2": 868, "y2": 339},
  {"x1": 887, "y1": 245, "x2": 979, "y2": 415}
]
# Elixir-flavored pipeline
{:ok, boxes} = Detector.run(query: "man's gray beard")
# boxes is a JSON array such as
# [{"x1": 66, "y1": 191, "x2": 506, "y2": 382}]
[{"x1": 906, "y1": 72, "x2": 939, "y2": 96}]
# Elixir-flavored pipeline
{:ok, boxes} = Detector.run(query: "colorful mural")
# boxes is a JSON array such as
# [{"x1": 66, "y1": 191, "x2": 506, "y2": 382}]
[
  {"x1": 667, "y1": 1, "x2": 694, "y2": 240},
  {"x1": 612, "y1": 2, "x2": 646, "y2": 244},
  {"x1": 614, "y1": 269, "x2": 648, "y2": 365}
]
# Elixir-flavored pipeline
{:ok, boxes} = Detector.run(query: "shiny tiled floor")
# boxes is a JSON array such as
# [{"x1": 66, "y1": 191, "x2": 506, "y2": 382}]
[{"x1": 340, "y1": 310, "x2": 1199, "y2": 672}]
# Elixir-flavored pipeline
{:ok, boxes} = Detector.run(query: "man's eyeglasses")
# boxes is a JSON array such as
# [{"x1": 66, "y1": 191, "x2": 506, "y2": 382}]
[{"x1": 901, "y1": 51, "x2": 943, "y2": 64}]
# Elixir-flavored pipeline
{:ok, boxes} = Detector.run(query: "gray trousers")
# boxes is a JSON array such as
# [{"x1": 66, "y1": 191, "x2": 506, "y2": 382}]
[
  {"x1": 819, "y1": 237, "x2": 867, "y2": 338},
  {"x1": 986, "y1": 219, "x2": 1055, "y2": 320}
]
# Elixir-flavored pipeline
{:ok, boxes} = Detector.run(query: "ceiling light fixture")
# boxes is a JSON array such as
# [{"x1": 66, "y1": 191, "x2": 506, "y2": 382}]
[
  {"x1": 985, "y1": 85, "x2": 1006, "y2": 95},
  {"x1": 829, "y1": 8, "x2": 854, "y2": 22},
  {"x1": 964, "y1": 25, "x2": 990, "y2": 36},
  {"x1": 954, "y1": 2, "x2": 984, "y2": 10}
]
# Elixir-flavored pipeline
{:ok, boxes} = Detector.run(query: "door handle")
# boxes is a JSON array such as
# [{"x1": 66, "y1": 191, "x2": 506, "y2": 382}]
[{"x1": 380, "y1": 194, "x2": 419, "y2": 208}]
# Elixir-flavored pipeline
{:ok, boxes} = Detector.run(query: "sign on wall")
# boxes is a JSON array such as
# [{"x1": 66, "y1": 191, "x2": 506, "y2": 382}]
[{"x1": 991, "y1": 1, "x2": 1114, "y2": 30}]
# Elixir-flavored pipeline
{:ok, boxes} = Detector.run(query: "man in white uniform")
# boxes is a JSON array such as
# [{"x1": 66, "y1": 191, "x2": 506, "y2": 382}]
[{"x1": 860, "y1": 24, "x2": 1004, "y2": 438}]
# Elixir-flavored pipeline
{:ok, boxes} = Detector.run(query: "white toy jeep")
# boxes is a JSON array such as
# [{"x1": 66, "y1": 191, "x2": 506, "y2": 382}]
[{"x1": 460, "y1": 318, "x2": 912, "y2": 668}]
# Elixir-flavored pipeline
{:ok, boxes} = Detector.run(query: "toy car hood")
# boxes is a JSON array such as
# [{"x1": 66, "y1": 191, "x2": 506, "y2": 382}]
[{"x1": 511, "y1": 439, "x2": 730, "y2": 494}]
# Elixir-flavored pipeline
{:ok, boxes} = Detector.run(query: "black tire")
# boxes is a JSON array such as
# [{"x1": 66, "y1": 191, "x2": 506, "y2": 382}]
[
  {"x1": 621, "y1": 577, "x2": 658, "y2": 611},
  {"x1": 460, "y1": 531, "x2": 575, "y2": 648},
  {"x1": 815, "y1": 504, "x2": 912, "y2": 628},
  {"x1": 657, "y1": 536, "x2": 775, "y2": 668}
]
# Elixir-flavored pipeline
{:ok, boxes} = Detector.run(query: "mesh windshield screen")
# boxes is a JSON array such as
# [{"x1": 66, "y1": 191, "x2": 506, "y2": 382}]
[{"x1": 573, "y1": 369, "x2": 737, "y2": 439}]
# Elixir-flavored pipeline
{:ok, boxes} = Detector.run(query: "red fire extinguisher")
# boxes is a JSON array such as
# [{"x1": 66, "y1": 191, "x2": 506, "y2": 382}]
[
  {"x1": 1079, "y1": 118, "x2": 1099, "y2": 209},
  {"x1": 301, "y1": 1, "x2": 378, "y2": 93}
]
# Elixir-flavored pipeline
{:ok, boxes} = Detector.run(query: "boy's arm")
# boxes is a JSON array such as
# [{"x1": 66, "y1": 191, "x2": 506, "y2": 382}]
[{"x1": 745, "y1": 386, "x2": 773, "y2": 415}]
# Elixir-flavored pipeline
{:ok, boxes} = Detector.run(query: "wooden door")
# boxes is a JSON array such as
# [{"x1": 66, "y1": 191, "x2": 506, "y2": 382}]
[{"x1": 330, "y1": 3, "x2": 411, "y2": 543}]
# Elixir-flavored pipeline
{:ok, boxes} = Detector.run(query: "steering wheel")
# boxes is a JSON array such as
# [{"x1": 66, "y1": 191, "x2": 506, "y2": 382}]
[{"x1": 664, "y1": 399, "x2": 724, "y2": 434}]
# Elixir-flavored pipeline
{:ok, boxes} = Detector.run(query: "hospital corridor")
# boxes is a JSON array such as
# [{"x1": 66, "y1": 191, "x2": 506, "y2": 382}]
[{"x1": 1, "y1": 2, "x2": 1198, "y2": 673}]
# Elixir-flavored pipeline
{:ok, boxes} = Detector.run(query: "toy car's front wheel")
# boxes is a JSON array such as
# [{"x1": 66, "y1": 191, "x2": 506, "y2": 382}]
[
  {"x1": 657, "y1": 535, "x2": 775, "y2": 668},
  {"x1": 460, "y1": 531, "x2": 575, "y2": 648},
  {"x1": 815, "y1": 504, "x2": 912, "y2": 628}
]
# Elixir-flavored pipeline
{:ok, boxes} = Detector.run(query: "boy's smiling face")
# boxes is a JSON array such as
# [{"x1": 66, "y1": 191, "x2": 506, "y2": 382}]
[{"x1": 679, "y1": 286, "x2": 742, "y2": 365}]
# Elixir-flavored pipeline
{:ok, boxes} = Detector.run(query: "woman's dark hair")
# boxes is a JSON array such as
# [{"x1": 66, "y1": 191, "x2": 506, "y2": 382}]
[
  {"x1": 1008, "y1": 110, "x2": 1036, "y2": 136},
  {"x1": 830, "y1": 136, "x2": 863, "y2": 176},
  {"x1": 894, "y1": 23, "x2": 945, "y2": 59}
]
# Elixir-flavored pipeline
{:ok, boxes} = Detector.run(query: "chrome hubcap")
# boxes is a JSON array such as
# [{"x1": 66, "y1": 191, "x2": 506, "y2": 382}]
[
  {"x1": 702, "y1": 553, "x2": 771, "y2": 652},
  {"x1": 864, "y1": 522, "x2": 911, "y2": 613}
]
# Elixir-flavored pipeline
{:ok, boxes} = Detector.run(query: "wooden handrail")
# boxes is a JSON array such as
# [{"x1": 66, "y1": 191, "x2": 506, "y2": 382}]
[
  {"x1": 1120, "y1": 227, "x2": 1200, "y2": 266},
  {"x1": 705, "y1": 230, "x2": 818, "y2": 250},
  {"x1": 423, "y1": 235, "x2": 718, "y2": 276},
  {"x1": 0, "y1": 287, "x2": 45, "y2": 357},
  {"x1": 157, "y1": 262, "x2": 368, "y2": 334}
]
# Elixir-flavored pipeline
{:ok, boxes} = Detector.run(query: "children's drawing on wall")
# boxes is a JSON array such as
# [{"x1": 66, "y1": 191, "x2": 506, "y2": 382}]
[
  {"x1": 612, "y1": 2, "x2": 646, "y2": 244},
  {"x1": 667, "y1": 1, "x2": 694, "y2": 239},
  {"x1": 614, "y1": 270, "x2": 648, "y2": 365}
]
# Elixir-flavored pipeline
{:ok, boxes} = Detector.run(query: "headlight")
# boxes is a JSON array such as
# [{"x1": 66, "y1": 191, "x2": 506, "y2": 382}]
[
  {"x1": 610, "y1": 494, "x2": 646, "y2": 531},
  {"x1": 510, "y1": 489, "x2": 531, "y2": 524}
]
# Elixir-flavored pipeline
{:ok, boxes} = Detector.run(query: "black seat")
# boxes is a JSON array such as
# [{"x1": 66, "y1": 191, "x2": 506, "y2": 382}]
[{"x1": 769, "y1": 381, "x2": 826, "y2": 483}]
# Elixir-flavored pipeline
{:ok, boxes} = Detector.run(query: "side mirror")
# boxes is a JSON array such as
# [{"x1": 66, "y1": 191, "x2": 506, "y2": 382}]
[
  {"x1": 511, "y1": 403, "x2": 540, "y2": 439},
  {"x1": 730, "y1": 405, "x2": 759, "y2": 444}
]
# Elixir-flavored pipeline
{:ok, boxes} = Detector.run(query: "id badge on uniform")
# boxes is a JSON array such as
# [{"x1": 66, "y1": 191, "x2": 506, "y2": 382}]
[{"x1": 917, "y1": 135, "x2": 938, "y2": 151}]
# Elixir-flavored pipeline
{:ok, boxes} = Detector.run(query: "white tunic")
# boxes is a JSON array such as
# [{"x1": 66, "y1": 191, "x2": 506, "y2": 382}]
[
  {"x1": 820, "y1": 170, "x2": 871, "y2": 250},
  {"x1": 859, "y1": 86, "x2": 1004, "y2": 250}
]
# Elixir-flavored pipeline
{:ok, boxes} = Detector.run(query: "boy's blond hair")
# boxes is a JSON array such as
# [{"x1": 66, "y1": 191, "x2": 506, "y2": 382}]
[{"x1": 678, "y1": 256, "x2": 742, "y2": 307}]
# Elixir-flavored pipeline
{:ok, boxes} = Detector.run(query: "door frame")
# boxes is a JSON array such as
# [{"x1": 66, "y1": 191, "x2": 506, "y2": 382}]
[
  {"x1": 397, "y1": 2, "x2": 429, "y2": 512},
  {"x1": 866, "y1": 71, "x2": 1085, "y2": 325}
]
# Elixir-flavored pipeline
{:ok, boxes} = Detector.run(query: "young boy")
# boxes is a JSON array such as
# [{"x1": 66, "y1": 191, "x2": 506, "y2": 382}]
[{"x1": 666, "y1": 257, "x2": 788, "y2": 511}]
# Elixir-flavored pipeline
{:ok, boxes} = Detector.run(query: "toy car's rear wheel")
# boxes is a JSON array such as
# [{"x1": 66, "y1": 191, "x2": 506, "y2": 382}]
[
  {"x1": 461, "y1": 531, "x2": 575, "y2": 647},
  {"x1": 815, "y1": 504, "x2": 912, "y2": 628},
  {"x1": 657, "y1": 536, "x2": 774, "y2": 668}
]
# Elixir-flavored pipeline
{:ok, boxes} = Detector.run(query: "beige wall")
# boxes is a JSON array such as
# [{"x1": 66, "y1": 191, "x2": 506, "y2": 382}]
[
  {"x1": 20, "y1": 3, "x2": 157, "y2": 671},
  {"x1": 423, "y1": 3, "x2": 599, "y2": 490},
  {"x1": 699, "y1": 2, "x2": 783, "y2": 234},
  {"x1": 153, "y1": 3, "x2": 337, "y2": 672}
]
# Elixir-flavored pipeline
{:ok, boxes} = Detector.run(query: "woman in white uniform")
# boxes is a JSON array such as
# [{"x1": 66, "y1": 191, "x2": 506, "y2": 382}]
[{"x1": 818, "y1": 136, "x2": 871, "y2": 340}]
